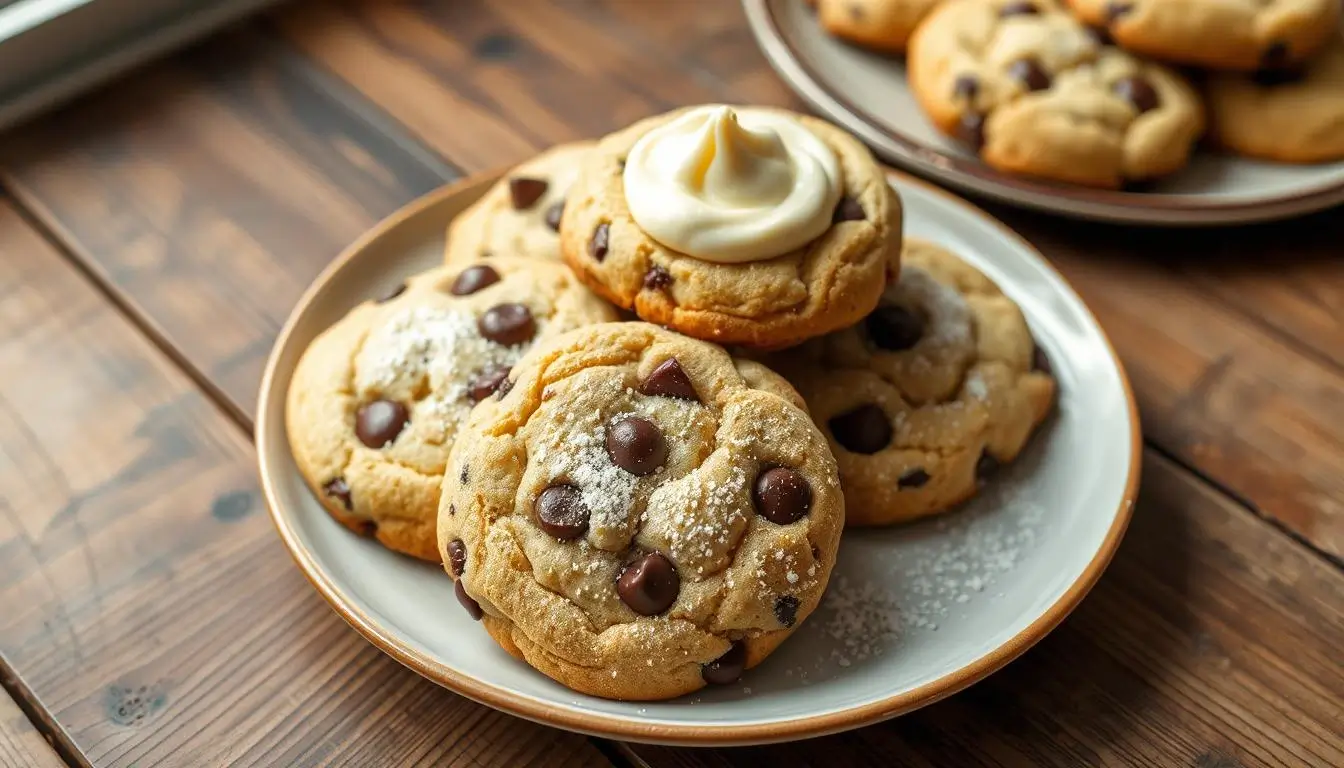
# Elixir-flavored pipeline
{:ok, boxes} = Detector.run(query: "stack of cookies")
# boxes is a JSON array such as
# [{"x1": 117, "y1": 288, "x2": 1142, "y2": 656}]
[
  {"x1": 286, "y1": 104, "x2": 1056, "y2": 701},
  {"x1": 812, "y1": 0, "x2": 1344, "y2": 187}
]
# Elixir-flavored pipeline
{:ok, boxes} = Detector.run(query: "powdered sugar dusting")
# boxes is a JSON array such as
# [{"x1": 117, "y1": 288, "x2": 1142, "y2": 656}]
[
  {"x1": 656, "y1": 463, "x2": 749, "y2": 578},
  {"x1": 355, "y1": 305, "x2": 535, "y2": 434},
  {"x1": 532, "y1": 411, "x2": 639, "y2": 545},
  {"x1": 893, "y1": 267, "x2": 971, "y2": 348},
  {"x1": 782, "y1": 477, "x2": 1047, "y2": 680}
]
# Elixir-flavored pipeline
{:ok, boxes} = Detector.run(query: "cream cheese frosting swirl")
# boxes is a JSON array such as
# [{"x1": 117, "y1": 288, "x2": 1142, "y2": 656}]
[{"x1": 622, "y1": 106, "x2": 842, "y2": 263}]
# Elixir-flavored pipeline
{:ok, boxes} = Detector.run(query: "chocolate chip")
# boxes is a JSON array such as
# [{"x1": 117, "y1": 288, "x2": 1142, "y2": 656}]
[
  {"x1": 866, "y1": 305, "x2": 924, "y2": 350},
  {"x1": 957, "y1": 112, "x2": 987, "y2": 151},
  {"x1": 467, "y1": 365, "x2": 511, "y2": 402},
  {"x1": 460, "y1": 465, "x2": 469, "y2": 484},
  {"x1": 496, "y1": 377, "x2": 514, "y2": 399},
  {"x1": 702, "y1": 641, "x2": 747, "y2": 685},
  {"x1": 455, "y1": 580, "x2": 483, "y2": 620},
  {"x1": 377, "y1": 283, "x2": 406, "y2": 303},
  {"x1": 590, "y1": 222, "x2": 610, "y2": 262},
  {"x1": 976, "y1": 450, "x2": 1001, "y2": 483},
  {"x1": 355, "y1": 399, "x2": 409, "y2": 448},
  {"x1": 1085, "y1": 26, "x2": 1113, "y2": 46},
  {"x1": 478, "y1": 303, "x2": 536, "y2": 346},
  {"x1": 544, "y1": 200, "x2": 565, "y2": 231},
  {"x1": 998, "y1": 1, "x2": 1038, "y2": 17},
  {"x1": 1032, "y1": 344, "x2": 1052, "y2": 374},
  {"x1": 605, "y1": 416, "x2": 667, "y2": 476},
  {"x1": 447, "y1": 539, "x2": 467, "y2": 576},
  {"x1": 1252, "y1": 66, "x2": 1305, "y2": 87},
  {"x1": 616, "y1": 552, "x2": 679, "y2": 616},
  {"x1": 829, "y1": 404, "x2": 892, "y2": 454},
  {"x1": 451, "y1": 265, "x2": 501, "y2": 295},
  {"x1": 898, "y1": 468, "x2": 931, "y2": 489},
  {"x1": 508, "y1": 176, "x2": 548, "y2": 210},
  {"x1": 774, "y1": 595, "x2": 800, "y2": 628},
  {"x1": 953, "y1": 74, "x2": 980, "y2": 102},
  {"x1": 1104, "y1": 1, "x2": 1133, "y2": 22},
  {"x1": 638, "y1": 358, "x2": 699, "y2": 401},
  {"x1": 448, "y1": 503, "x2": 456, "y2": 516},
  {"x1": 1261, "y1": 41, "x2": 1290, "y2": 70},
  {"x1": 323, "y1": 478, "x2": 353, "y2": 510},
  {"x1": 753, "y1": 467, "x2": 812, "y2": 525},
  {"x1": 1009, "y1": 58, "x2": 1051, "y2": 91},
  {"x1": 358, "y1": 520, "x2": 378, "y2": 537},
  {"x1": 535, "y1": 484, "x2": 590, "y2": 540},
  {"x1": 1113, "y1": 76, "x2": 1159, "y2": 114},
  {"x1": 643, "y1": 265, "x2": 672, "y2": 290},
  {"x1": 832, "y1": 196, "x2": 865, "y2": 223}
]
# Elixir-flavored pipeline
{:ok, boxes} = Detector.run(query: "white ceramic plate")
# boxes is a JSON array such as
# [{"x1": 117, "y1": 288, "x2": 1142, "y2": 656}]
[
  {"x1": 257, "y1": 171, "x2": 1140, "y2": 746},
  {"x1": 742, "y1": 0, "x2": 1344, "y2": 225}
]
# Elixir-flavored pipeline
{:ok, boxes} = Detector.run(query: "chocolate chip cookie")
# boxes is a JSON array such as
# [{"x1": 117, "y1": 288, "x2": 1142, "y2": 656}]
[
  {"x1": 445, "y1": 142, "x2": 593, "y2": 263},
  {"x1": 907, "y1": 0, "x2": 1204, "y2": 188},
  {"x1": 438, "y1": 322, "x2": 843, "y2": 700},
  {"x1": 816, "y1": 0, "x2": 945, "y2": 53},
  {"x1": 560, "y1": 105, "x2": 902, "y2": 350},
  {"x1": 765, "y1": 239, "x2": 1055, "y2": 527},
  {"x1": 286, "y1": 259, "x2": 617, "y2": 560},
  {"x1": 1066, "y1": 0, "x2": 1341, "y2": 72},
  {"x1": 1206, "y1": 29, "x2": 1344, "y2": 163}
]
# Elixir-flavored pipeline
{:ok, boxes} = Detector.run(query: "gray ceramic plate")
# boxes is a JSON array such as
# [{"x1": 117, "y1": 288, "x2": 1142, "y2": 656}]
[
  {"x1": 257, "y1": 171, "x2": 1140, "y2": 746},
  {"x1": 743, "y1": 0, "x2": 1344, "y2": 225}
]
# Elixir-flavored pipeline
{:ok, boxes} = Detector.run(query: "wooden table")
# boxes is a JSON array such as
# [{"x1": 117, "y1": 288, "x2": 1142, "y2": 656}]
[{"x1": 1, "y1": 2, "x2": 1340, "y2": 766}]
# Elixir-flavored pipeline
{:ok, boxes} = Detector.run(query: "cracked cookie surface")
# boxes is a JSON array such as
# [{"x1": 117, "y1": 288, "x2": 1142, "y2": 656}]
[
  {"x1": 765, "y1": 239, "x2": 1055, "y2": 527},
  {"x1": 908, "y1": 0, "x2": 1204, "y2": 188},
  {"x1": 445, "y1": 142, "x2": 593, "y2": 264},
  {"x1": 1066, "y1": 0, "x2": 1340, "y2": 72},
  {"x1": 437, "y1": 322, "x2": 843, "y2": 700},
  {"x1": 286, "y1": 258, "x2": 617, "y2": 560},
  {"x1": 559, "y1": 107, "x2": 901, "y2": 349}
]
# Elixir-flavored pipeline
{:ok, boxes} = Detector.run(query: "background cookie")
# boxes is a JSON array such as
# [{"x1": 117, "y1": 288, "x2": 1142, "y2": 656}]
[
  {"x1": 1066, "y1": 0, "x2": 1341, "y2": 72},
  {"x1": 907, "y1": 0, "x2": 1205, "y2": 188},
  {"x1": 560, "y1": 106, "x2": 902, "y2": 349},
  {"x1": 286, "y1": 258, "x2": 617, "y2": 560},
  {"x1": 444, "y1": 142, "x2": 593, "y2": 263},
  {"x1": 438, "y1": 323, "x2": 844, "y2": 700},
  {"x1": 766, "y1": 239, "x2": 1055, "y2": 527},
  {"x1": 817, "y1": 0, "x2": 945, "y2": 53},
  {"x1": 1206, "y1": 30, "x2": 1344, "y2": 163}
]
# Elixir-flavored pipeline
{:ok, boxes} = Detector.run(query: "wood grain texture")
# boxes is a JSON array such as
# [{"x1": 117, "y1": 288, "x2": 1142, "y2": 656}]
[
  {"x1": 0, "y1": 27, "x2": 453, "y2": 418},
  {"x1": 0, "y1": 689, "x2": 64, "y2": 768},
  {"x1": 269, "y1": 0, "x2": 1344, "y2": 559},
  {"x1": 0, "y1": 202, "x2": 608, "y2": 767},
  {"x1": 628, "y1": 452, "x2": 1344, "y2": 768}
]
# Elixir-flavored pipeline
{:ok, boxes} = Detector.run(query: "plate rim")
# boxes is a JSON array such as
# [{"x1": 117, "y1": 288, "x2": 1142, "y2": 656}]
[
  {"x1": 255, "y1": 169, "x2": 1143, "y2": 746},
  {"x1": 740, "y1": 0, "x2": 1344, "y2": 226}
]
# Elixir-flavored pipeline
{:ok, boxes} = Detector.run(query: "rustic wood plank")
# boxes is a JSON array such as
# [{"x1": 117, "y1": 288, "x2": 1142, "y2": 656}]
[
  {"x1": 269, "y1": 0, "x2": 1344, "y2": 559},
  {"x1": 0, "y1": 26, "x2": 453, "y2": 418},
  {"x1": 627, "y1": 451, "x2": 1344, "y2": 768},
  {"x1": 1007, "y1": 214, "x2": 1344, "y2": 560},
  {"x1": 0, "y1": 689, "x2": 64, "y2": 768},
  {"x1": 0, "y1": 202, "x2": 609, "y2": 767}
]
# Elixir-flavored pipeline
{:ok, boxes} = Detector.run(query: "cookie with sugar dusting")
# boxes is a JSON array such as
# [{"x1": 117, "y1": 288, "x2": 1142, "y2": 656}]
[
  {"x1": 286, "y1": 258, "x2": 618, "y2": 561},
  {"x1": 438, "y1": 322, "x2": 843, "y2": 700},
  {"x1": 445, "y1": 142, "x2": 593, "y2": 264},
  {"x1": 763, "y1": 239, "x2": 1055, "y2": 527}
]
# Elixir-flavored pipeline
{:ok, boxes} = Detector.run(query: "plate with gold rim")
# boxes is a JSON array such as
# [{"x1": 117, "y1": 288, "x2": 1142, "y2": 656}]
[
  {"x1": 742, "y1": 0, "x2": 1344, "y2": 226},
  {"x1": 256, "y1": 168, "x2": 1139, "y2": 746}
]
